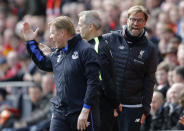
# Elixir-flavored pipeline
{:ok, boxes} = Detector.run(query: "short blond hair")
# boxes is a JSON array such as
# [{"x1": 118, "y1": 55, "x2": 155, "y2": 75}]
[
  {"x1": 48, "y1": 16, "x2": 75, "y2": 35},
  {"x1": 128, "y1": 5, "x2": 149, "y2": 21}
]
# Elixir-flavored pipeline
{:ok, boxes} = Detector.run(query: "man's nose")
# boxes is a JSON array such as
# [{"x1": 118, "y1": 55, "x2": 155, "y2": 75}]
[{"x1": 134, "y1": 20, "x2": 139, "y2": 25}]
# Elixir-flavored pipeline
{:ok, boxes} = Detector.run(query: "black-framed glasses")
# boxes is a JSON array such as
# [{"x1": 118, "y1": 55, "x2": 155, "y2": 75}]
[{"x1": 129, "y1": 18, "x2": 145, "y2": 24}]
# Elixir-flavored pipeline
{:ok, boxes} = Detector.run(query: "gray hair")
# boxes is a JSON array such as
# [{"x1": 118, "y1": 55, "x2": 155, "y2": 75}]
[{"x1": 78, "y1": 10, "x2": 102, "y2": 30}]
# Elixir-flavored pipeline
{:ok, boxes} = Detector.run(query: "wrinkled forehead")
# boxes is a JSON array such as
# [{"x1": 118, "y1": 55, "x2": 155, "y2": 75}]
[
  {"x1": 78, "y1": 15, "x2": 86, "y2": 25},
  {"x1": 50, "y1": 25, "x2": 56, "y2": 31},
  {"x1": 50, "y1": 25, "x2": 59, "y2": 33},
  {"x1": 129, "y1": 12, "x2": 146, "y2": 19}
]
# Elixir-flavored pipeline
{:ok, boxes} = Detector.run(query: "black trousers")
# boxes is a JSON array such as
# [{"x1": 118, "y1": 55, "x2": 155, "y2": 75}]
[
  {"x1": 117, "y1": 107, "x2": 143, "y2": 131},
  {"x1": 50, "y1": 108, "x2": 100, "y2": 131},
  {"x1": 100, "y1": 97, "x2": 116, "y2": 131}
]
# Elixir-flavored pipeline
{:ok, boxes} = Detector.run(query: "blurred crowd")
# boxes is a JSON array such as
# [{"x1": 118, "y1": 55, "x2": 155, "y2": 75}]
[{"x1": 0, "y1": 0, "x2": 184, "y2": 130}]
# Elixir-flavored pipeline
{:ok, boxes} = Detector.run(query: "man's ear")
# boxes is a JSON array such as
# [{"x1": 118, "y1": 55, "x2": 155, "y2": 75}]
[
  {"x1": 89, "y1": 24, "x2": 94, "y2": 31},
  {"x1": 60, "y1": 29, "x2": 65, "y2": 38}
]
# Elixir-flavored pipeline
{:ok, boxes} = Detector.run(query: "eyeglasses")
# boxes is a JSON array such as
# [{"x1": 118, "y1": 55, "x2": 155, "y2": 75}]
[{"x1": 129, "y1": 18, "x2": 145, "y2": 24}]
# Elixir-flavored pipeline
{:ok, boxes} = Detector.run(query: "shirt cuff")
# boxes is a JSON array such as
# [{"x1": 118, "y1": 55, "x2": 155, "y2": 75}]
[
  {"x1": 26, "y1": 40, "x2": 37, "y2": 45},
  {"x1": 83, "y1": 104, "x2": 91, "y2": 110}
]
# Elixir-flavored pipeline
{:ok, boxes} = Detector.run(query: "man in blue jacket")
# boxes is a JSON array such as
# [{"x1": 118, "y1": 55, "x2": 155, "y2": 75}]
[{"x1": 23, "y1": 16, "x2": 100, "y2": 131}]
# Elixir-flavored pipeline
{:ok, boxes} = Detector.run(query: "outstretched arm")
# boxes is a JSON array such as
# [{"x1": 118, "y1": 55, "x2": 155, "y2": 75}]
[
  {"x1": 23, "y1": 22, "x2": 52, "y2": 55},
  {"x1": 23, "y1": 22, "x2": 53, "y2": 72}
]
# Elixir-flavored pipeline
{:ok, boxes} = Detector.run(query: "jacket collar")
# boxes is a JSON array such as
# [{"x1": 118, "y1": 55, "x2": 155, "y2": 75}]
[
  {"x1": 57, "y1": 34, "x2": 82, "y2": 53},
  {"x1": 67, "y1": 34, "x2": 82, "y2": 50},
  {"x1": 124, "y1": 26, "x2": 145, "y2": 43},
  {"x1": 122, "y1": 25, "x2": 146, "y2": 46},
  {"x1": 88, "y1": 35, "x2": 103, "y2": 45}
]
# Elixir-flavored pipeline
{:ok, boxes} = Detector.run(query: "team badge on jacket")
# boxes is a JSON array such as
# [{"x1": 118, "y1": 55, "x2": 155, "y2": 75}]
[
  {"x1": 119, "y1": 45, "x2": 125, "y2": 50},
  {"x1": 57, "y1": 54, "x2": 62, "y2": 63},
  {"x1": 72, "y1": 51, "x2": 79, "y2": 59},
  {"x1": 138, "y1": 50, "x2": 144, "y2": 59}
]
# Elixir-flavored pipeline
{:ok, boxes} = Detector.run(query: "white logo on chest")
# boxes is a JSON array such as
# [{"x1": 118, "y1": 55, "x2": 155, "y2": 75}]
[
  {"x1": 119, "y1": 45, "x2": 125, "y2": 50},
  {"x1": 138, "y1": 50, "x2": 144, "y2": 59},
  {"x1": 72, "y1": 51, "x2": 79, "y2": 59},
  {"x1": 134, "y1": 118, "x2": 140, "y2": 123},
  {"x1": 57, "y1": 54, "x2": 62, "y2": 63}
]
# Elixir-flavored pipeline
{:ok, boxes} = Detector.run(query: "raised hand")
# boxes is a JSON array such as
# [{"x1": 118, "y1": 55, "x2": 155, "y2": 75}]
[
  {"x1": 39, "y1": 43, "x2": 52, "y2": 55},
  {"x1": 23, "y1": 22, "x2": 39, "y2": 41}
]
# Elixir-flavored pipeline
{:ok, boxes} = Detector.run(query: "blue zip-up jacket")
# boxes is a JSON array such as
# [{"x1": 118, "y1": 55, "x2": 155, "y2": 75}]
[{"x1": 26, "y1": 34, "x2": 100, "y2": 115}]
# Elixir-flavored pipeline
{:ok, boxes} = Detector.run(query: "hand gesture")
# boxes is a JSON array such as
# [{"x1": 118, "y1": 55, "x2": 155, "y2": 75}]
[
  {"x1": 77, "y1": 108, "x2": 90, "y2": 131},
  {"x1": 39, "y1": 43, "x2": 52, "y2": 55},
  {"x1": 23, "y1": 22, "x2": 39, "y2": 41}
]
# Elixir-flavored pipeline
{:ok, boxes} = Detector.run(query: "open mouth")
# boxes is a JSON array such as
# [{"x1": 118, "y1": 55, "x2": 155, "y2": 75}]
[{"x1": 132, "y1": 27, "x2": 139, "y2": 31}]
